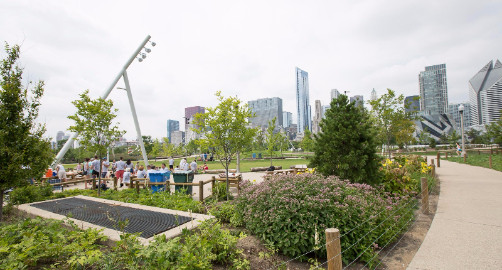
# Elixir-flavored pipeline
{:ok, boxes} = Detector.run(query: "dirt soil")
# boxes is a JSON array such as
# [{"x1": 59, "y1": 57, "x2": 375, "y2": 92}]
[{"x1": 234, "y1": 181, "x2": 440, "y2": 270}]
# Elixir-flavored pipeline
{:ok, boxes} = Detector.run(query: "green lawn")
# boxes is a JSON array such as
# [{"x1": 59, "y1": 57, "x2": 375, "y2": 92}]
[
  {"x1": 441, "y1": 153, "x2": 502, "y2": 172},
  {"x1": 64, "y1": 157, "x2": 310, "y2": 172}
]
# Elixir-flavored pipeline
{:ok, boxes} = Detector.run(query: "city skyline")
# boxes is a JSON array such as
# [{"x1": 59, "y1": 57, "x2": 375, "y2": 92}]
[{"x1": 1, "y1": 1, "x2": 500, "y2": 139}]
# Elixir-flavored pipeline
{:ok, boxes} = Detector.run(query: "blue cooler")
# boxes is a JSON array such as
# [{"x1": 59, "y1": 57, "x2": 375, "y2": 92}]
[{"x1": 149, "y1": 171, "x2": 171, "y2": 193}]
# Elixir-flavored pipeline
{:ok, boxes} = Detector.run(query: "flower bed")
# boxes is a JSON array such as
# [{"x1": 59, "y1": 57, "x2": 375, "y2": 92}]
[{"x1": 235, "y1": 173, "x2": 416, "y2": 265}]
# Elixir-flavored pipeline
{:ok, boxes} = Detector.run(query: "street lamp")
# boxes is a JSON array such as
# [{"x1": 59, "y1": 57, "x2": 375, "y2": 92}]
[{"x1": 458, "y1": 104, "x2": 466, "y2": 158}]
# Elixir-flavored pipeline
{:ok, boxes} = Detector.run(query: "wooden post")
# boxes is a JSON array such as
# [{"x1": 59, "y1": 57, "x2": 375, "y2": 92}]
[
  {"x1": 211, "y1": 176, "x2": 216, "y2": 191},
  {"x1": 199, "y1": 181, "x2": 204, "y2": 202},
  {"x1": 463, "y1": 154, "x2": 466, "y2": 163},
  {"x1": 430, "y1": 158, "x2": 434, "y2": 166},
  {"x1": 136, "y1": 180, "x2": 140, "y2": 194},
  {"x1": 325, "y1": 228, "x2": 342, "y2": 270},
  {"x1": 491, "y1": 148, "x2": 493, "y2": 155},
  {"x1": 92, "y1": 178, "x2": 96, "y2": 190},
  {"x1": 113, "y1": 177, "x2": 118, "y2": 191},
  {"x1": 425, "y1": 156, "x2": 428, "y2": 163},
  {"x1": 445, "y1": 152, "x2": 448, "y2": 159},
  {"x1": 478, "y1": 150, "x2": 481, "y2": 155},
  {"x1": 436, "y1": 152, "x2": 440, "y2": 167},
  {"x1": 421, "y1": 177, "x2": 429, "y2": 214},
  {"x1": 166, "y1": 181, "x2": 170, "y2": 194},
  {"x1": 489, "y1": 155, "x2": 492, "y2": 169}
]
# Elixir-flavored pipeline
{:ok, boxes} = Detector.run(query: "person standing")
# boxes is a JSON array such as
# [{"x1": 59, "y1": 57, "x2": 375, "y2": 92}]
[
  {"x1": 190, "y1": 159, "x2": 197, "y2": 172},
  {"x1": 101, "y1": 157, "x2": 110, "y2": 178},
  {"x1": 168, "y1": 156, "x2": 175, "y2": 171},
  {"x1": 179, "y1": 158, "x2": 187, "y2": 171},
  {"x1": 91, "y1": 155, "x2": 101, "y2": 179},
  {"x1": 115, "y1": 157, "x2": 126, "y2": 187},
  {"x1": 56, "y1": 163, "x2": 66, "y2": 181},
  {"x1": 83, "y1": 158, "x2": 90, "y2": 179}
]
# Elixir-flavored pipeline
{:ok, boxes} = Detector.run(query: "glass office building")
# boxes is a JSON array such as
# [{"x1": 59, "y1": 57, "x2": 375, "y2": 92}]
[
  {"x1": 419, "y1": 64, "x2": 449, "y2": 115},
  {"x1": 166, "y1": 120, "x2": 179, "y2": 143},
  {"x1": 469, "y1": 60, "x2": 502, "y2": 125},
  {"x1": 296, "y1": 67, "x2": 311, "y2": 133},
  {"x1": 248, "y1": 97, "x2": 283, "y2": 129}
]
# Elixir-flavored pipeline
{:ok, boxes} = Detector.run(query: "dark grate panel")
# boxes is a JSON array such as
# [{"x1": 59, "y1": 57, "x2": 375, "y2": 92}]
[{"x1": 30, "y1": 197, "x2": 192, "y2": 238}]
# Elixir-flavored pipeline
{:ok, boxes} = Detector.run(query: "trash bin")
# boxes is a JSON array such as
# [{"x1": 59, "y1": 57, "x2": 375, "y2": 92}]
[
  {"x1": 149, "y1": 171, "x2": 171, "y2": 193},
  {"x1": 172, "y1": 170, "x2": 194, "y2": 195},
  {"x1": 258, "y1": 153, "x2": 262, "y2": 159},
  {"x1": 252, "y1": 153, "x2": 256, "y2": 159}
]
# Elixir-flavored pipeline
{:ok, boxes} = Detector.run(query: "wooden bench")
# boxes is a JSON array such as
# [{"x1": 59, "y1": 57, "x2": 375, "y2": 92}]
[{"x1": 212, "y1": 175, "x2": 242, "y2": 193}]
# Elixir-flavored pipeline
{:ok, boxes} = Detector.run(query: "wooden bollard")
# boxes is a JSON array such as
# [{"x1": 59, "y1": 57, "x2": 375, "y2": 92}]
[
  {"x1": 199, "y1": 181, "x2": 204, "y2": 202},
  {"x1": 463, "y1": 154, "x2": 466, "y2": 163},
  {"x1": 425, "y1": 156, "x2": 428, "y2": 163},
  {"x1": 478, "y1": 150, "x2": 481, "y2": 155},
  {"x1": 436, "y1": 152, "x2": 440, "y2": 167},
  {"x1": 431, "y1": 158, "x2": 434, "y2": 166},
  {"x1": 211, "y1": 176, "x2": 216, "y2": 191},
  {"x1": 326, "y1": 228, "x2": 342, "y2": 270},
  {"x1": 113, "y1": 177, "x2": 118, "y2": 191},
  {"x1": 166, "y1": 181, "x2": 170, "y2": 193},
  {"x1": 136, "y1": 180, "x2": 140, "y2": 194},
  {"x1": 421, "y1": 177, "x2": 429, "y2": 214},
  {"x1": 445, "y1": 152, "x2": 448, "y2": 159},
  {"x1": 489, "y1": 155, "x2": 492, "y2": 169}
]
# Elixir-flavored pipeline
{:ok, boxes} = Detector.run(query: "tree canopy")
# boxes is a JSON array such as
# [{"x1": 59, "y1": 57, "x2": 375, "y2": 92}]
[
  {"x1": 193, "y1": 91, "x2": 257, "y2": 199},
  {"x1": 310, "y1": 95, "x2": 381, "y2": 185},
  {"x1": 0, "y1": 43, "x2": 53, "y2": 220}
]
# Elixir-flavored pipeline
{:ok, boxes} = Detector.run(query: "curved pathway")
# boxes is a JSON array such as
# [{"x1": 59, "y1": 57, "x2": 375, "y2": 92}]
[{"x1": 407, "y1": 160, "x2": 502, "y2": 269}]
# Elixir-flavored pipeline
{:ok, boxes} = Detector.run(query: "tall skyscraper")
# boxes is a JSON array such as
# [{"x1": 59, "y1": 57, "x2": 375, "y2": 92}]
[
  {"x1": 56, "y1": 131, "x2": 65, "y2": 141},
  {"x1": 312, "y1": 100, "x2": 323, "y2": 134},
  {"x1": 448, "y1": 103, "x2": 471, "y2": 130},
  {"x1": 166, "y1": 120, "x2": 180, "y2": 143},
  {"x1": 370, "y1": 88, "x2": 377, "y2": 101},
  {"x1": 282, "y1": 111, "x2": 293, "y2": 128},
  {"x1": 322, "y1": 105, "x2": 330, "y2": 118},
  {"x1": 296, "y1": 67, "x2": 311, "y2": 133},
  {"x1": 331, "y1": 89, "x2": 340, "y2": 100},
  {"x1": 405, "y1": 95, "x2": 420, "y2": 113},
  {"x1": 171, "y1": 131, "x2": 185, "y2": 146},
  {"x1": 469, "y1": 60, "x2": 502, "y2": 126},
  {"x1": 350, "y1": 95, "x2": 364, "y2": 108},
  {"x1": 419, "y1": 64, "x2": 448, "y2": 115},
  {"x1": 184, "y1": 106, "x2": 205, "y2": 126},
  {"x1": 248, "y1": 97, "x2": 283, "y2": 129}
]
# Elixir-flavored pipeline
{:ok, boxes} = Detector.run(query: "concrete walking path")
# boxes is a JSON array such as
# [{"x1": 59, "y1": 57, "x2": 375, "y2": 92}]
[{"x1": 407, "y1": 160, "x2": 502, "y2": 269}]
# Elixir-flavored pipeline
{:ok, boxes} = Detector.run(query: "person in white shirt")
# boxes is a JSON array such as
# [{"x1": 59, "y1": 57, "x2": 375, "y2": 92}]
[
  {"x1": 147, "y1": 165, "x2": 157, "y2": 179},
  {"x1": 136, "y1": 166, "x2": 147, "y2": 179},
  {"x1": 168, "y1": 157, "x2": 175, "y2": 171},
  {"x1": 91, "y1": 155, "x2": 101, "y2": 178},
  {"x1": 115, "y1": 157, "x2": 126, "y2": 187},
  {"x1": 56, "y1": 163, "x2": 66, "y2": 181},
  {"x1": 190, "y1": 159, "x2": 197, "y2": 172},
  {"x1": 101, "y1": 158, "x2": 110, "y2": 178},
  {"x1": 179, "y1": 158, "x2": 187, "y2": 171},
  {"x1": 123, "y1": 168, "x2": 131, "y2": 186},
  {"x1": 160, "y1": 163, "x2": 169, "y2": 173}
]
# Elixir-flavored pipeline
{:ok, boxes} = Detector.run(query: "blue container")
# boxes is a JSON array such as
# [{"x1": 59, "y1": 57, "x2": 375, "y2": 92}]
[
  {"x1": 48, "y1": 178, "x2": 61, "y2": 191},
  {"x1": 252, "y1": 153, "x2": 256, "y2": 159},
  {"x1": 149, "y1": 171, "x2": 171, "y2": 193}
]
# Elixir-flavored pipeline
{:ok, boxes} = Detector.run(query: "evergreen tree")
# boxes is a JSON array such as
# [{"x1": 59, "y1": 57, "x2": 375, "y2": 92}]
[
  {"x1": 0, "y1": 44, "x2": 53, "y2": 220},
  {"x1": 310, "y1": 95, "x2": 381, "y2": 184}
]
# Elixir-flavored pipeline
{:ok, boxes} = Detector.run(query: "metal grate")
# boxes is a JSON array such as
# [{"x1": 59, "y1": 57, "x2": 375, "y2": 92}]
[{"x1": 30, "y1": 197, "x2": 192, "y2": 238}]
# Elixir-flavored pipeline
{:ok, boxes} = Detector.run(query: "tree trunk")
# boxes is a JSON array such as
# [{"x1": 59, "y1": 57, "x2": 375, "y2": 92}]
[
  {"x1": 225, "y1": 159, "x2": 229, "y2": 201},
  {"x1": 0, "y1": 190, "x2": 4, "y2": 221}
]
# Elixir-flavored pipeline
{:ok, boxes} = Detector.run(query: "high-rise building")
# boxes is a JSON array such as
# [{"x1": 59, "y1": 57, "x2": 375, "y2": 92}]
[
  {"x1": 248, "y1": 97, "x2": 283, "y2": 129},
  {"x1": 171, "y1": 131, "x2": 185, "y2": 146},
  {"x1": 184, "y1": 106, "x2": 205, "y2": 127},
  {"x1": 166, "y1": 120, "x2": 179, "y2": 143},
  {"x1": 469, "y1": 60, "x2": 502, "y2": 126},
  {"x1": 350, "y1": 95, "x2": 364, "y2": 108},
  {"x1": 312, "y1": 100, "x2": 323, "y2": 134},
  {"x1": 322, "y1": 105, "x2": 330, "y2": 118},
  {"x1": 331, "y1": 89, "x2": 340, "y2": 100},
  {"x1": 370, "y1": 88, "x2": 377, "y2": 101},
  {"x1": 296, "y1": 67, "x2": 311, "y2": 133},
  {"x1": 283, "y1": 111, "x2": 293, "y2": 128},
  {"x1": 419, "y1": 64, "x2": 448, "y2": 115},
  {"x1": 448, "y1": 103, "x2": 471, "y2": 131},
  {"x1": 56, "y1": 131, "x2": 65, "y2": 142},
  {"x1": 405, "y1": 95, "x2": 420, "y2": 113}
]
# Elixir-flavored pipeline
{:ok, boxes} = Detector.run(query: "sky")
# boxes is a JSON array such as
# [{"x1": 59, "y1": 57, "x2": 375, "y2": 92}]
[{"x1": 1, "y1": 0, "x2": 501, "y2": 141}]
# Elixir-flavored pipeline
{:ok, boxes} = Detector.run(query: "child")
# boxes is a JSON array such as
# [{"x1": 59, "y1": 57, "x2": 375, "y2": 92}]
[{"x1": 456, "y1": 143, "x2": 462, "y2": 156}]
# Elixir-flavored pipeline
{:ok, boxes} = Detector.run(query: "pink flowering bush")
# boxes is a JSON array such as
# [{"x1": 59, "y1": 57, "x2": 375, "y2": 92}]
[{"x1": 235, "y1": 174, "x2": 415, "y2": 265}]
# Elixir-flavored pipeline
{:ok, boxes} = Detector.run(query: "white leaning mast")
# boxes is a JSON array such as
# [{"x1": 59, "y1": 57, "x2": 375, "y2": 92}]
[{"x1": 53, "y1": 35, "x2": 156, "y2": 168}]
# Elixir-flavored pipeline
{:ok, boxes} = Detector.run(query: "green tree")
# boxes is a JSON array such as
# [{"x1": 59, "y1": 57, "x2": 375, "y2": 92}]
[
  {"x1": 448, "y1": 130, "x2": 461, "y2": 147},
  {"x1": 193, "y1": 91, "x2": 257, "y2": 199},
  {"x1": 161, "y1": 137, "x2": 177, "y2": 157},
  {"x1": 300, "y1": 128, "x2": 314, "y2": 152},
  {"x1": 486, "y1": 113, "x2": 502, "y2": 146},
  {"x1": 185, "y1": 140, "x2": 199, "y2": 155},
  {"x1": 310, "y1": 95, "x2": 381, "y2": 184},
  {"x1": 142, "y1": 135, "x2": 154, "y2": 154},
  {"x1": 265, "y1": 117, "x2": 279, "y2": 166},
  {"x1": 68, "y1": 90, "x2": 124, "y2": 195},
  {"x1": 0, "y1": 44, "x2": 53, "y2": 220},
  {"x1": 369, "y1": 89, "x2": 416, "y2": 158},
  {"x1": 276, "y1": 131, "x2": 289, "y2": 157},
  {"x1": 149, "y1": 138, "x2": 162, "y2": 157}
]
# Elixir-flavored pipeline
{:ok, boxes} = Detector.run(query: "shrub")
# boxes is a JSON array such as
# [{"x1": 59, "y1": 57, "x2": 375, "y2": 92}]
[
  {"x1": 7, "y1": 184, "x2": 53, "y2": 205},
  {"x1": 235, "y1": 174, "x2": 416, "y2": 266}
]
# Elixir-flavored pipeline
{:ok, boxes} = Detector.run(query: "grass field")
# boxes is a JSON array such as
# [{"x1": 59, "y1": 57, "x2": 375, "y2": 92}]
[
  {"x1": 441, "y1": 153, "x2": 502, "y2": 172},
  {"x1": 64, "y1": 157, "x2": 311, "y2": 172}
]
